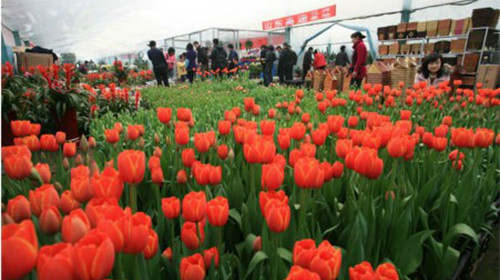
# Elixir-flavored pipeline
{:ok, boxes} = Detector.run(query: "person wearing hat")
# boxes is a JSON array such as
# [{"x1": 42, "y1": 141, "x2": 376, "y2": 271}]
[
  {"x1": 147, "y1": 40, "x2": 169, "y2": 87},
  {"x1": 349, "y1": 31, "x2": 367, "y2": 89}
]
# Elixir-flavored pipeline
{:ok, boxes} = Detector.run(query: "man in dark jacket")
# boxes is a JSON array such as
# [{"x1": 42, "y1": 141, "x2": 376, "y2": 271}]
[
  {"x1": 302, "y1": 47, "x2": 313, "y2": 79},
  {"x1": 279, "y1": 43, "x2": 297, "y2": 82},
  {"x1": 209, "y1": 38, "x2": 227, "y2": 78},
  {"x1": 147, "y1": 40, "x2": 169, "y2": 87},
  {"x1": 227, "y1": 44, "x2": 239, "y2": 76},
  {"x1": 194, "y1": 41, "x2": 209, "y2": 74},
  {"x1": 264, "y1": 45, "x2": 276, "y2": 87},
  {"x1": 335, "y1": 45, "x2": 350, "y2": 67}
]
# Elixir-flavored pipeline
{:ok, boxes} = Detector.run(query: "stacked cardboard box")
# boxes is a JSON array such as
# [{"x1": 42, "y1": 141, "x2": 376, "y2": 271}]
[
  {"x1": 434, "y1": 41, "x2": 451, "y2": 53},
  {"x1": 471, "y1": 8, "x2": 500, "y2": 28},
  {"x1": 387, "y1": 26, "x2": 397, "y2": 40},
  {"x1": 389, "y1": 43, "x2": 399, "y2": 55},
  {"x1": 377, "y1": 27, "x2": 387, "y2": 40},
  {"x1": 426, "y1": 20, "x2": 438, "y2": 37},
  {"x1": 417, "y1": 21, "x2": 427, "y2": 38},
  {"x1": 367, "y1": 61, "x2": 391, "y2": 85},
  {"x1": 396, "y1": 23, "x2": 408, "y2": 39},
  {"x1": 379, "y1": 45, "x2": 389, "y2": 55},
  {"x1": 437, "y1": 19, "x2": 452, "y2": 36},
  {"x1": 400, "y1": 44, "x2": 411, "y2": 54},
  {"x1": 406, "y1": 22, "x2": 418, "y2": 38},
  {"x1": 390, "y1": 58, "x2": 411, "y2": 88},
  {"x1": 452, "y1": 18, "x2": 471, "y2": 35},
  {"x1": 457, "y1": 53, "x2": 480, "y2": 73},
  {"x1": 424, "y1": 43, "x2": 435, "y2": 54},
  {"x1": 410, "y1": 43, "x2": 422, "y2": 54},
  {"x1": 450, "y1": 39, "x2": 466, "y2": 53}
]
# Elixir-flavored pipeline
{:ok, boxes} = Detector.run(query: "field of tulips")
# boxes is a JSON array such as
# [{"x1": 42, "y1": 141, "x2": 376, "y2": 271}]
[{"x1": 2, "y1": 78, "x2": 500, "y2": 280}]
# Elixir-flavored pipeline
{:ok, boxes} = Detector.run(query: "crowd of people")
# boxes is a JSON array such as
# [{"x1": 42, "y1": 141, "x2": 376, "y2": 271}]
[
  {"x1": 147, "y1": 30, "x2": 450, "y2": 89},
  {"x1": 146, "y1": 38, "x2": 239, "y2": 87}
]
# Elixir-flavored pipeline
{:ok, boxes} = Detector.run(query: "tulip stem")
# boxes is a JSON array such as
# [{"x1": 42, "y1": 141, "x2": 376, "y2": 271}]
[
  {"x1": 299, "y1": 188, "x2": 309, "y2": 238},
  {"x1": 170, "y1": 219, "x2": 176, "y2": 246},
  {"x1": 196, "y1": 221, "x2": 202, "y2": 253},
  {"x1": 114, "y1": 253, "x2": 124, "y2": 280},
  {"x1": 129, "y1": 184, "x2": 138, "y2": 212}
]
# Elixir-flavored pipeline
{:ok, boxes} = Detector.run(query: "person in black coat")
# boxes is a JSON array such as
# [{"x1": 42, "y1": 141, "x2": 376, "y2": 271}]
[
  {"x1": 335, "y1": 45, "x2": 350, "y2": 67},
  {"x1": 147, "y1": 40, "x2": 169, "y2": 87},
  {"x1": 227, "y1": 44, "x2": 239, "y2": 76},
  {"x1": 194, "y1": 41, "x2": 209, "y2": 73},
  {"x1": 209, "y1": 38, "x2": 227, "y2": 78},
  {"x1": 302, "y1": 47, "x2": 313, "y2": 80},
  {"x1": 264, "y1": 45, "x2": 276, "y2": 87},
  {"x1": 279, "y1": 43, "x2": 297, "y2": 82}
]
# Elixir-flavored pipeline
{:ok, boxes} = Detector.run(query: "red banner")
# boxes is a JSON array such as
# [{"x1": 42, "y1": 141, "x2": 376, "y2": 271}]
[{"x1": 262, "y1": 5, "x2": 336, "y2": 30}]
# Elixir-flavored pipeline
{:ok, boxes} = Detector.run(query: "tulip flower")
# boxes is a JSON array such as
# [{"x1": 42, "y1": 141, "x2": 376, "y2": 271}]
[
  {"x1": 163, "y1": 247, "x2": 173, "y2": 260},
  {"x1": 264, "y1": 199, "x2": 291, "y2": 233},
  {"x1": 37, "y1": 243, "x2": 76, "y2": 280},
  {"x1": 104, "y1": 129, "x2": 120, "y2": 144},
  {"x1": 29, "y1": 184, "x2": 60, "y2": 217},
  {"x1": 35, "y1": 163, "x2": 51, "y2": 183},
  {"x1": 121, "y1": 209, "x2": 150, "y2": 254},
  {"x1": 180, "y1": 253, "x2": 205, "y2": 280},
  {"x1": 309, "y1": 242, "x2": 342, "y2": 280},
  {"x1": 374, "y1": 262, "x2": 399, "y2": 280},
  {"x1": 40, "y1": 134, "x2": 59, "y2": 152},
  {"x1": 74, "y1": 229, "x2": 115, "y2": 280},
  {"x1": 61, "y1": 209, "x2": 91, "y2": 243},
  {"x1": 261, "y1": 163, "x2": 284, "y2": 191},
  {"x1": 39, "y1": 205, "x2": 62, "y2": 235},
  {"x1": 7, "y1": 195, "x2": 31, "y2": 223},
  {"x1": 181, "y1": 221, "x2": 205, "y2": 250},
  {"x1": 55, "y1": 131, "x2": 66, "y2": 144},
  {"x1": 182, "y1": 191, "x2": 207, "y2": 222},
  {"x1": 206, "y1": 196, "x2": 229, "y2": 227},
  {"x1": 3, "y1": 154, "x2": 33, "y2": 180},
  {"x1": 157, "y1": 107, "x2": 172, "y2": 124},
  {"x1": 63, "y1": 142, "x2": 77, "y2": 157},
  {"x1": 203, "y1": 247, "x2": 220, "y2": 269},
  {"x1": 117, "y1": 150, "x2": 146, "y2": 184},
  {"x1": 162, "y1": 197, "x2": 181, "y2": 219},
  {"x1": 70, "y1": 165, "x2": 92, "y2": 203},
  {"x1": 11, "y1": 120, "x2": 32, "y2": 137},
  {"x1": 451, "y1": 128, "x2": 474, "y2": 148},
  {"x1": 218, "y1": 120, "x2": 232, "y2": 135},
  {"x1": 91, "y1": 166, "x2": 124, "y2": 200},
  {"x1": 60, "y1": 190, "x2": 81, "y2": 215},
  {"x1": 293, "y1": 239, "x2": 317, "y2": 269},
  {"x1": 285, "y1": 265, "x2": 321, "y2": 280},
  {"x1": 143, "y1": 229, "x2": 159, "y2": 259},
  {"x1": 294, "y1": 157, "x2": 325, "y2": 189},
  {"x1": 2, "y1": 220, "x2": 38, "y2": 280}
]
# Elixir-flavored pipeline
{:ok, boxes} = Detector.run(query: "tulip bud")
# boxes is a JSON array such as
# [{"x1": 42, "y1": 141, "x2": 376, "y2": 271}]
[
  {"x1": 39, "y1": 205, "x2": 62, "y2": 235},
  {"x1": 165, "y1": 136, "x2": 172, "y2": 146},
  {"x1": 228, "y1": 148, "x2": 235, "y2": 160},
  {"x1": 54, "y1": 181, "x2": 63, "y2": 192},
  {"x1": 253, "y1": 236, "x2": 262, "y2": 252},
  {"x1": 75, "y1": 154, "x2": 83, "y2": 166},
  {"x1": 80, "y1": 135, "x2": 89, "y2": 152},
  {"x1": 63, "y1": 158, "x2": 70, "y2": 170},
  {"x1": 138, "y1": 138, "x2": 145, "y2": 149},
  {"x1": 162, "y1": 247, "x2": 173, "y2": 261},
  {"x1": 154, "y1": 133, "x2": 160, "y2": 145},
  {"x1": 88, "y1": 137, "x2": 96, "y2": 149}
]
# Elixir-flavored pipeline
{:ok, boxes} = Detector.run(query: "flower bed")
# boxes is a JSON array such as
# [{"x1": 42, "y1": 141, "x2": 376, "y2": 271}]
[{"x1": 2, "y1": 78, "x2": 499, "y2": 280}]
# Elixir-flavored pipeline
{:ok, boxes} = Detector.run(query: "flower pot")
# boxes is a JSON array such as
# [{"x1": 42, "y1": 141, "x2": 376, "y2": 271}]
[
  {"x1": 56, "y1": 107, "x2": 79, "y2": 140},
  {"x1": 2, "y1": 112, "x2": 17, "y2": 146}
]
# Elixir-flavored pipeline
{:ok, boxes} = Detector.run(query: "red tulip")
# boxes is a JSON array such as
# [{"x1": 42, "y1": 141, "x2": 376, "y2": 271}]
[
  {"x1": 217, "y1": 144, "x2": 229, "y2": 160},
  {"x1": 63, "y1": 142, "x2": 77, "y2": 157},
  {"x1": 260, "y1": 120, "x2": 275, "y2": 136},
  {"x1": 451, "y1": 128, "x2": 474, "y2": 148},
  {"x1": 143, "y1": 229, "x2": 159, "y2": 259},
  {"x1": 181, "y1": 221, "x2": 205, "y2": 250},
  {"x1": 264, "y1": 199, "x2": 291, "y2": 233},
  {"x1": 177, "y1": 108, "x2": 193, "y2": 122},
  {"x1": 162, "y1": 247, "x2": 173, "y2": 260},
  {"x1": 387, "y1": 136, "x2": 408, "y2": 158},
  {"x1": 60, "y1": 190, "x2": 81, "y2": 215},
  {"x1": 105, "y1": 129, "x2": 120, "y2": 144},
  {"x1": 335, "y1": 139, "x2": 353, "y2": 159},
  {"x1": 162, "y1": 197, "x2": 181, "y2": 219},
  {"x1": 40, "y1": 134, "x2": 59, "y2": 152},
  {"x1": 3, "y1": 153, "x2": 33, "y2": 180},
  {"x1": 243, "y1": 138, "x2": 276, "y2": 164},
  {"x1": 74, "y1": 229, "x2": 115, "y2": 280},
  {"x1": 11, "y1": 120, "x2": 32, "y2": 137},
  {"x1": 2, "y1": 220, "x2": 38, "y2": 280},
  {"x1": 206, "y1": 196, "x2": 229, "y2": 227},
  {"x1": 90, "y1": 166, "x2": 124, "y2": 200},
  {"x1": 182, "y1": 191, "x2": 206, "y2": 222},
  {"x1": 177, "y1": 169, "x2": 188, "y2": 184},
  {"x1": 293, "y1": 239, "x2": 317, "y2": 268},
  {"x1": 374, "y1": 262, "x2": 399, "y2": 280},
  {"x1": 62, "y1": 209, "x2": 91, "y2": 244},
  {"x1": 175, "y1": 125, "x2": 190, "y2": 145},
  {"x1": 261, "y1": 163, "x2": 284, "y2": 191},
  {"x1": 180, "y1": 253, "x2": 205, "y2": 280},
  {"x1": 309, "y1": 242, "x2": 342, "y2": 280},
  {"x1": 278, "y1": 132, "x2": 291, "y2": 150},
  {"x1": 39, "y1": 205, "x2": 62, "y2": 235},
  {"x1": 312, "y1": 128, "x2": 328, "y2": 146},
  {"x1": 127, "y1": 125, "x2": 141, "y2": 141},
  {"x1": 474, "y1": 128, "x2": 494, "y2": 148},
  {"x1": 30, "y1": 123, "x2": 41, "y2": 136},
  {"x1": 7, "y1": 195, "x2": 31, "y2": 223},
  {"x1": 182, "y1": 148, "x2": 196, "y2": 167},
  {"x1": 352, "y1": 148, "x2": 384, "y2": 179},
  {"x1": 203, "y1": 247, "x2": 220, "y2": 269},
  {"x1": 29, "y1": 184, "x2": 60, "y2": 217},
  {"x1": 121, "y1": 209, "x2": 151, "y2": 254},
  {"x1": 218, "y1": 120, "x2": 231, "y2": 135},
  {"x1": 327, "y1": 115, "x2": 344, "y2": 134},
  {"x1": 70, "y1": 165, "x2": 92, "y2": 203},
  {"x1": 55, "y1": 131, "x2": 66, "y2": 144},
  {"x1": 432, "y1": 137, "x2": 448, "y2": 152},
  {"x1": 349, "y1": 261, "x2": 375, "y2": 280},
  {"x1": 285, "y1": 265, "x2": 321, "y2": 280},
  {"x1": 290, "y1": 122, "x2": 306, "y2": 141},
  {"x1": 348, "y1": 116, "x2": 359, "y2": 128},
  {"x1": 35, "y1": 163, "x2": 51, "y2": 183},
  {"x1": 294, "y1": 157, "x2": 325, "y2": 189},
  {"x1": 37, "y1": 243, "x2": 76, "y2": 280},
  {"x1": 400, "y1": 110, "x2": 411, "y2": 120},
  {"x1": 117, "y1": 150, "x2": 146, "y2": 184},
  {"x1": 157, "y1": 107, "x2": 172, "y2": 124}
]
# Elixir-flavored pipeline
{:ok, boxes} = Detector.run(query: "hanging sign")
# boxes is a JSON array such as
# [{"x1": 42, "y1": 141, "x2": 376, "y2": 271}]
[{"x1": 262, "y1": 5, "x2": 336, "y2": 30}]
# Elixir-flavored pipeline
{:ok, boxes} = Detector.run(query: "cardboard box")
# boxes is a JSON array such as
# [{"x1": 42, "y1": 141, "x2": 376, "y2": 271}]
[
  {"x1": 389, "y1": 43, "x2": 399, "y2": 55},
  {"x1": 16, "y1": 52, "x2": 54, "y2": 70},
  {"x1": 453, "y1": 18, "x2": 471, "y2": 35},
  {"x1": 410, "y1": 43, "x2": 422, "y2": 54},
  {"x1": 379, "y1": 45, "x2": 389, "y2": 55},
  {"x1": 476, "y1": 65, "x2": 500, "y2": 89},
  {"x1": 400, "y1": 44, "x2": 410, "y2": 54},
  {"x1": 472, "y1": 8, "x2": 500, "y2": 28},
  {"x1": 377, "y1": 27, "x2": 387, "y2": 41},
  {"x1": 450, "y1": 39, "x2": 466, "y2": 53},
  {"x1": 457, "y1": 53, "x2": 480, "y2": 73},
  {"x1": 386, "y1": 25, "x2": 397, "y2": 39},
  {"x1": 434, "y1": 41, "x2": 451, "y2": 53},
  {"x1": 426, "y1": 20, "x2": 438, "y2": 37},
  {"x1": 417, "y1": 21, "x2": 427, "y2": 38},
  {"x1": 437, "y1": 19, "x2": 452, "y2": 36},
  {"x1": 406, "y1": 22, "x2": 418, "y2": 38},
  {"x1": 424, "y1": 43, "x2": 435, "y2": 54}
]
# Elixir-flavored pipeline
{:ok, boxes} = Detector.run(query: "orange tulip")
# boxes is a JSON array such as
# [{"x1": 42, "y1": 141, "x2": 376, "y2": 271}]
[
  {"x1": 71, "y1": 165, "x2": 92, "y2": 203},
  {"x1": 60, "y1": 190, "x2": 81, "y2": 215},
  {"x1": 121, "y1": 209, "x2": 150, "y2": 254},
  {"x1": 182, "y1": 148, "x2": 196, "y2": 167},
  {"x1": 105, "y1": 129, "x2": 120, "y2": 144},
  {"x1": 29, "y1": 184, "x2": 60, "y2": 217},
  {"x1": 349, "y1": 261, "x2": 375, "y2": 280},
  {"x1": 182, "y1": 191, "x2": 206, "y2": 222},
  {"x1": 55, "y1": 131, "x2": 66, "y2": 144},
  {"x1": 474, "y1": 128, "x2": 494, "y2": 148},
  {"x1": 335, "y1": 139, "x2": 353, "y2": 159},
  {"x1": 327, "y1": 115, "x2": 344, "y2": 134},
  {"x1": 194, "y1": 132, "x2": 212, "y2": 153},
  {"x1": 94, "y1": 206, "x2": 126, "y2": 252},
  {"x1": 74, "y1": 229, "x2": 115, "y2": 280},
  {"x1": 180, "y1": 253, "x2": 205, "y2": 280},
  {"x1": 30, "y1": 123, "x2": 41, "y2": 136},
  {"x1": 290, "y1": 122, "x2": 306, "y2": 141},
  {"x1": 6, "y1": 195, "x2": 31, "y2": 223},
  {"x1": 127, "y1": 125, "x2": 141, "y2": 141},
  {"x1": 85, "y1": 198, "x2": 120, "y2": 227},
  {"x1": 264, "y1": 199, "x2": 291, "y2": 233},
  {"x1": 3, "y1": 154, "x2": 33, "y2": 180},
  {"x1": 261, "y1": 163, "x2": 284, "y2": 191},
  {"x1": 162, "y1": 247, "x2": 173, "y2": 260},
  {"x1": 162, "y1": 197, "x2": 181, "y2": 219},
  {"x1": 451, "y1": 128, "x2": 474, "y2": 148},
  {"x1": 432, "y1": 137, "x2": 448, "y2": 152},
  {"x1": 374, "y1": 262, "x2": 399, "y2": 280},
  {"x1": 61, "y1": 209, "x2": 91, "y2": 243},
  {"x1": 181, "y1": 221, "x2": 205, "y2": 250},
  {"x1": 40, "y1": 134, "x2": 59, "y2": 152},
  {"x1": 260, "y1": 120, "x2": 275, "y2": 136},
  {"x1": 243, "y1": 138, "x2": 276, "y2": 164},
  {"x1": 206, "y1": 196, "x2": 229, "y2": 227},
  {"x1": 293, "y1": 239, "x2": 317, "y2": 269},
  {"x1": 350, "y1": 147, "x2": 384, "y2": 179},
  {"x1": 177, "y1": 108, "x2": 193, "y2": 122},
  {"x1": 36, "y1": 243, "x2": 76, "y2": 280},
  {"x1": 286, "y1": 265, "x2": 321, "y2": 280},
  {"x1": 117, "y1": 150, "x2": 146, "y2": 184},
  {"x1": 2, "y1": 220, "x2": 38, "y2": 280},
  {"x1": 11, "y1": 120, "x2": 32, "y2": 137},
  {"x1": 91, "y1": 166, "x2": 124, "y2": 200},
  {"x1": 63, "y1": 142, "x2": 77, "y2": 157},
  {"x1": 143, "y1": 229, "x2": 159, "y2": 259},
  {"x1": 218, "y1": 120, "x2": 231, "y2": 135}
]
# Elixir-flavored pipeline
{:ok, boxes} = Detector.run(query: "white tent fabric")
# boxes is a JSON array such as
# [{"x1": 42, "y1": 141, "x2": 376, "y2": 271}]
[{"x1": 2, "y1": 0, "x2": 498, "y2": 59}]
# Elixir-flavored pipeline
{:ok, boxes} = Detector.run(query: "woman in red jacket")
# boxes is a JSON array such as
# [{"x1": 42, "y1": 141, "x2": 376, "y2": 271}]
[
  {"x1": 313, "y1": 50, "x2": 327, "y2": 70},
  {"x1": 349, "y1": 32, "x2": 367, "y2": 89}
]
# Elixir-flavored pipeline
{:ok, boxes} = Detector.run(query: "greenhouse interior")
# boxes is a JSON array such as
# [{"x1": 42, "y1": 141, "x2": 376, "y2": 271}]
[{"x1": 1, "y1": 0, "x2": 499, "y2": 279}]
